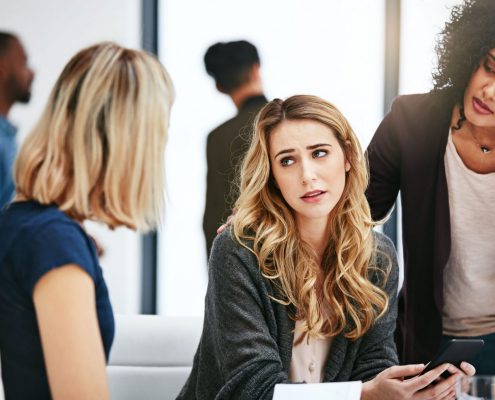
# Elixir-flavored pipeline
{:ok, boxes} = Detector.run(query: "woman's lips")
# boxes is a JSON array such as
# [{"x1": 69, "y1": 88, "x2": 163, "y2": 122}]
[
  {"x1": 301, "y1": 190, "x2": 326, "y2": 203},
  {"x1": 473, "y1": 97, "x2": 494, "y2": 115}
]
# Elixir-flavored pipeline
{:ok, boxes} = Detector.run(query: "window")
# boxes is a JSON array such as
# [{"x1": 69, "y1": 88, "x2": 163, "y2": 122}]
[{"x1": 158, "y1": 0, "x2": 385, "y2": 315}]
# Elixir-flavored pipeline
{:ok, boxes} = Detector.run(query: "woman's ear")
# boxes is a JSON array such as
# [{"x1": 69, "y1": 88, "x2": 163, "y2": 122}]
[{"x1": 345, "y1": 160, "x2": 351, "y2": 172}]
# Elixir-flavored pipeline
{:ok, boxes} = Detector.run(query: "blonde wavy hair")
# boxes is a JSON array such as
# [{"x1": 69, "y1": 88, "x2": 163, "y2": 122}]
[
  {"x1": 233, "y1": 95, "x2": 389, "y2": 341},
  {"x1": 14, "y1": 42, "x2": 174, "y2": 231}
]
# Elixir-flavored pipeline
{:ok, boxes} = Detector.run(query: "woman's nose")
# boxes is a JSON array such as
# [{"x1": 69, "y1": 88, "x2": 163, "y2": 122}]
[
  {"x1": 483, "y1": 79, "x2": 495, "y2": 101},
  {"x1": 300, "y1": 160, "x2": 317, "y2": 184}
]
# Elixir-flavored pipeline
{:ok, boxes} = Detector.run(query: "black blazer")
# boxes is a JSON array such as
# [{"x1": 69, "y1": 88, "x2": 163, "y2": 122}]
[
  {"x1": 203, "y1": 95, "x2": 268, "y2": 257},
  {"x1": 366, "y1": 90, "x2": 454, "y2": 364}
]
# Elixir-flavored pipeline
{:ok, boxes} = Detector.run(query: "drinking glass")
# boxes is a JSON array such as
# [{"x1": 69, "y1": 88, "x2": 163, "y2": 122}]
[{"x1": 456, "y1": 376, "x2": 495, "y2": 399}]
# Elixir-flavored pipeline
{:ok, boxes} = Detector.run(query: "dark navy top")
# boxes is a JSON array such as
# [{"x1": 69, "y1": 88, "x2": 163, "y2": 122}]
[{"x1": 0, "y1": 201, "x2": 114, "y2": 399}]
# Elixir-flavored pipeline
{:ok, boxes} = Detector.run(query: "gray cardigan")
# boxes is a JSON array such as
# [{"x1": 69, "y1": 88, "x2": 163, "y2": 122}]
[{"x1": 177, "y1": 229, "x2": 399, "y2": 400}]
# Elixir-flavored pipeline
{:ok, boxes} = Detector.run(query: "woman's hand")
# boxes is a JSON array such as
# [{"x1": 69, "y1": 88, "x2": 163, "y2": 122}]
[
  {"x1": 361, "y1": 362, "x2": 469, "y2": 400},
  {"x1": 458, "y1": 361, "x2": 476, "y2": 376},
  {"x1": 455, "y1": 361, "x2": 476, "y2": 394},
  {"x1": 216, "y1": 209, "x2": 236, "y2": 234}
]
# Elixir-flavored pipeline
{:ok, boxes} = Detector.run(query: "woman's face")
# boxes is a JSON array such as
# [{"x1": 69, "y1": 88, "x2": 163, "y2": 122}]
[
  {"x1": 463, "y1": 49, "x2": 495, "y2": 129},
  {"x1": 269, "y1": 119, "x2": 350, "y2": 231}
]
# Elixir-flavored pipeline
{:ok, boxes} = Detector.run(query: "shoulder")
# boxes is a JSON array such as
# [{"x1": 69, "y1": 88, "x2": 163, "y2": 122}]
[
  {"x1": 210, "y1": 228, "x2": 256, "y2": 265},
  {"x1": 391, "y1": 91, "x2": 442, "y2": 109},
  {"x1": 209, "y1": 228, "x2": 261, "y2": 280},
  {"x1": 6, "y1": 202, "x2": 99, "y2": 292},
  {"x1": 207, "y1": 115, "x2": 240, "y2": 142},
  {"x1": 207, "y1": 104, "x2": 260, "y2": 145},
  {"x1": 389, "y1": 91, "x2": 452, "y2": 121},
  {"x1": 17, "y1": 203, "x2": 88, "y2": 245},
  {"x1": 373, "y1": 91, "x2": 452, "y2": 146}
]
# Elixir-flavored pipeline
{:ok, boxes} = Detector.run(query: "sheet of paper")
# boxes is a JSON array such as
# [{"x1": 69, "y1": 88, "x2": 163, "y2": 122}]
[{"x1": 273, "y1": 381, "x2": 362, "y2": 400}]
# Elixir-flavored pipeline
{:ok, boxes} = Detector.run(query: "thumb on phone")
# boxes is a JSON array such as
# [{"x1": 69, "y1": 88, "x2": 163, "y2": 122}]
[{"x1": 384, "y1": 364, "x2": 425, "y2": 379}]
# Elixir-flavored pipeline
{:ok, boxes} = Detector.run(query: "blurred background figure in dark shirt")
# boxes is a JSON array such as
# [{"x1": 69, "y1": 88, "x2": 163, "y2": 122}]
[{"x1": 202, "y1": 40, "x2": 267, "y2": 257}]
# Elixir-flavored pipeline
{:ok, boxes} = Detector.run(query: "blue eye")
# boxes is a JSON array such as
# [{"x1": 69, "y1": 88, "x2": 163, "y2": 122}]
[
  {"x1": 280, "y1": 158, "x2": 294, "y2": 166},
  {"x1": 312, "y1": 149, "x2": 327, "y2": 158}
]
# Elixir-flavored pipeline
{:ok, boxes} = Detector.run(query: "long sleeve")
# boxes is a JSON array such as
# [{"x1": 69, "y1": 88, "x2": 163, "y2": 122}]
[
  {"x1": 178, "y1": 229, "x2": 292, "y2": 400},
  {"x1": 365, "y1": 100, "x2": 402, "y2": 222},
  {"x1": 208, "y1": 231, "x2": 292, "y2": 399}
]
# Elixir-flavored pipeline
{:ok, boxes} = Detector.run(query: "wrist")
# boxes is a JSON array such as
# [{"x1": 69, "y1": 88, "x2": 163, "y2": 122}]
[{"x1": 361, "y1": 380, "x2": 374, "y2": 400}]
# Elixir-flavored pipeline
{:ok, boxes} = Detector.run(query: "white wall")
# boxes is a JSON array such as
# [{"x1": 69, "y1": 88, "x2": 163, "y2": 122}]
[
  {"x1": 0, "y1": 0, "x2": 143, "y2": 314},
  {"x1": 400, "y1": 0, "x2": 461, "y2": 95},
  {"x1": 158, "y1": 0, "x2": 386, "y2": 316}
]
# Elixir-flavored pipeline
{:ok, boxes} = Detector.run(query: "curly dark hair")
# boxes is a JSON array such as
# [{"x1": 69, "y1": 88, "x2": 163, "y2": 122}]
[{"x1": 433, "y1": 0, "x2": 495, "y2": 106}]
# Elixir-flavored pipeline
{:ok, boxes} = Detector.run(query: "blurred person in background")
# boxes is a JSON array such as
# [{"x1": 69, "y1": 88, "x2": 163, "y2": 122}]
[
  {"x1": 203, "y1": 39, "x2": 267, "y2": 258},
  {"x1": 366, "y1": 0, "x2": 495, "y2": 373},
  {"x1": 0, "y1": 32, "x2": 34, "y2": 209},
  {"x1": 0, "y1": 42, "x2": 174, "y2": 400}
]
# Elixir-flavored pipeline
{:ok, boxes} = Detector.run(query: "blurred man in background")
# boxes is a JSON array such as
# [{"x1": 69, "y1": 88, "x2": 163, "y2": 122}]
[
  {"x1": 203, "y1": 40, "x2": 267, "y2": 257},
  {"x1": 0, "y1": 32, "x2": 34, "y2": 209}
]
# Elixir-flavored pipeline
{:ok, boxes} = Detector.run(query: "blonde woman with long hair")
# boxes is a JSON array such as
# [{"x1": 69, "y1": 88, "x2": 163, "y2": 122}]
[
  {"x1": 0, "y1": 43, "x2": 174, "y2": 400},
  {"x1": 179, "y1": 95, "x2": 470, "y2": 400}
]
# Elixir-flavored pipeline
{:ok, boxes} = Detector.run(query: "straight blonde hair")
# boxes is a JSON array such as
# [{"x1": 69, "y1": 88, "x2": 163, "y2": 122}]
[
  {"x1": 233, "y1": 95, "x2": 389, "y2": 341},
  {"x1": 14, "y1": 42, "x2": 174, "y2": 231}
]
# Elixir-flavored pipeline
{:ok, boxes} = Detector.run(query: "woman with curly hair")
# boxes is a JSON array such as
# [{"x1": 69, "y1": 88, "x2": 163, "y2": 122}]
[
  {"x1": 178, "y1": 95, "x2": 468, "y2": 400},
  {"x1": 0, "y1": 43, "x2": 174, "y2": 399},
  {"x1": 367, "y1": 0, "x2": 495, "y2": 373}
]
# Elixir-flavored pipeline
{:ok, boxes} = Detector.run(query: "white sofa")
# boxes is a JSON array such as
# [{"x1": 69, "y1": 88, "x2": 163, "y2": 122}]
[
  {"x1": 108, "y1": 314, "x2": 203, "y2": 400},
  {"x1": 0, "y1": 315, "x2": 203, "y2": 400},
  {"x1": 0, "y1": 360, "x2": 3, "y2": 400}
]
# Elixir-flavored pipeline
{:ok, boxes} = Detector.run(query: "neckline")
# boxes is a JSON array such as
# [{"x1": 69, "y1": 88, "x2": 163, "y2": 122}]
[{"x1": 448, "y1": 129, "x2": 495, "y2": 178}]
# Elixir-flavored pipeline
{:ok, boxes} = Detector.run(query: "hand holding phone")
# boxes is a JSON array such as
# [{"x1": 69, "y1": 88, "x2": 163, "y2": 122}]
[{"x1": 420, "y1": 339, "x2": 484, "y2": 378}]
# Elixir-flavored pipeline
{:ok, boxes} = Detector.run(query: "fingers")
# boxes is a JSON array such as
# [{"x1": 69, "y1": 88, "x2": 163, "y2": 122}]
[
  {"x1": 404, "y1": 363, "x2": 453, "y2": 392},
  {"x1": 435, "y1": 386, "x2": 456, "y2": 400},
  {"x1": 412, "y1": 366, "x2": 461, "y2": 399},
  {"x1": 460, "y1": 361, "x2": 476, "y2": 376},
  {"x1": 458, "y1": 374, "x2": 471, "y2": 392},
  {"x1": 438, "y1": 361, "x2": 475, "y2": 381},
  {"x1": 216, "y1": 223, "x2": 227, "y2": 234},
  {"x1": 382, "y1": 364, "x2": 425, "y2": 379},
  {"x1": 216, "y1": 212, "x2": 235, "y2": 234}
]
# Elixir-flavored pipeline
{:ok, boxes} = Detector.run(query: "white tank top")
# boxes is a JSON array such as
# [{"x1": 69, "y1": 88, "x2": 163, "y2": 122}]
[{"x1": 443, "y1": 130, "x2": 495, "y2": 336}]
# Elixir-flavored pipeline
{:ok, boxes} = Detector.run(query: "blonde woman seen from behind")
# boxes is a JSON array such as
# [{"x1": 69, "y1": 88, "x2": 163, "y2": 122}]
[
  {"x1": 178, "y1": 95, "x2": 471, "y2": 400},
  {"x1": 0, "y1": 42, "x2": 174, "y2": 400}
]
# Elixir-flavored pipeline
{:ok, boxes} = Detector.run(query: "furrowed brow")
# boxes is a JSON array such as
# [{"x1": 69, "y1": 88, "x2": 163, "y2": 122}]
[
  {"x1": 307, "y1": 143, "x2": 332, "y2": 150},
  {"x1": 274, "y1": 148, "x2": 295, "y2": 158}
]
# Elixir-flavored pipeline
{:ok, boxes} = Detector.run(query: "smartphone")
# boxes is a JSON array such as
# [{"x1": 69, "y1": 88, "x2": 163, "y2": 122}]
[{"x1": 420, "y1": 339, "x2": 484, "y2": 377}]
